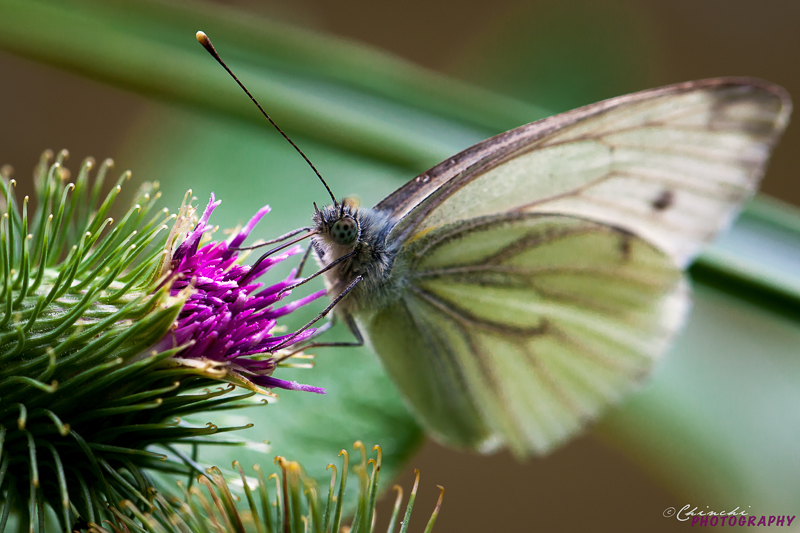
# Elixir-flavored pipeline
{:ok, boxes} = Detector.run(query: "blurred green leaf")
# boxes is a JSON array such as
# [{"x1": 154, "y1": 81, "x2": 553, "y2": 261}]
[
  {"x1": 693, "y1": 197, "x2": 800, "y2": 317},
  {"x1": 189, "y1": 343, "x2": 424, "y2": 515},
  {"x1": 0, "y1": 0, "x2": 549, "y2": 168}
]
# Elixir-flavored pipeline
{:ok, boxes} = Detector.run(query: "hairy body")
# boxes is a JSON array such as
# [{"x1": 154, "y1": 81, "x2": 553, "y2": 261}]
[{"x1": 311, "y1": 203, "x2": 403, "y2": 316}]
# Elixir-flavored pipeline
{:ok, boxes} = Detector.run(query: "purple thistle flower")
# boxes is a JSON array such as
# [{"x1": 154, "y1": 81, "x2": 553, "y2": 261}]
[{"x1": 155, "y1": 194, "x2": 326, "y2": 394}]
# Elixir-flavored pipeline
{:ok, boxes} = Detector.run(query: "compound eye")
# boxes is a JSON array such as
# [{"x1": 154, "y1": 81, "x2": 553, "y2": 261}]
[{"x1": 331, "y1": 217, "x2": 358, "y2": 245}]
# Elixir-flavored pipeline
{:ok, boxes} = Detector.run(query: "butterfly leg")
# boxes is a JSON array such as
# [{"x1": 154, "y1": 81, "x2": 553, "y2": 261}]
[
  {"x1": 272, "y1": 275, "x2": 363, "y2": 353},
  {"x1": 276, "y1": 314, "x2": 364, "y2": 361},
  {"x1": 231, "y1": 226, "x2": 313, "y2": 251},
  {"x1": 295, "y1": 244, "x2": 314, "y2": 277},
  {"x1": 241, "y1": 229, "x2": 319, "y2": 283},
  {"x1": 300, "y1": 313, "x2": 365, "y2": 349},
  {"x1": 275, "y1": 248, "x2": 359, "y2": 296}
]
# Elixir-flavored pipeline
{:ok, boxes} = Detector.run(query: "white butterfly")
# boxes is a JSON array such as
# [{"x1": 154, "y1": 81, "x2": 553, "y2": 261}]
[
  {"x1": 306, "y1": 78, "x2": 791, "y2": 456},
  {"x1": 196, "y1": 33, "x2": 791, "y2": 457}
]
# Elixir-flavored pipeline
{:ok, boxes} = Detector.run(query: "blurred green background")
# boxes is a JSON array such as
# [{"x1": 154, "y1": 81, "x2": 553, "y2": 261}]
[{"x1": 0, "y1": 0, "x2": 798, "y2": 531}]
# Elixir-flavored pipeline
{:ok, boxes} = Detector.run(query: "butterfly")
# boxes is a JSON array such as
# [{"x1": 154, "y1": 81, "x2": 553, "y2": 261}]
[
  {"x1": 307, "y1": 79, "x2": 791, "y2": 457},
  {"x1": 197, "y1": 32, "x2": 792, "y2": 457}
]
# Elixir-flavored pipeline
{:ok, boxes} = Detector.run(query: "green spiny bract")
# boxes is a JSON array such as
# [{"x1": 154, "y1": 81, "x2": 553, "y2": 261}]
[
  {"x1": 94, "y1": 442, "x2": 444, "y2": 533},
  {"x1": 0, "y1": 150, "x2": 281, "y2": 531}
]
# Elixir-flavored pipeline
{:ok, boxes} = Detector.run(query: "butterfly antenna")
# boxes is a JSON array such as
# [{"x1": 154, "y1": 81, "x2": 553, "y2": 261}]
[{"x1": 196, "y1": 31, "x2": 337, "y2": 206}]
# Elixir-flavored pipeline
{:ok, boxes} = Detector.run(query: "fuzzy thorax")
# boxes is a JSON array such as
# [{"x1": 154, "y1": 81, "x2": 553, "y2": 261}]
[{"x1": 312, "y1": 202, "x2": 398, "y2": 313}]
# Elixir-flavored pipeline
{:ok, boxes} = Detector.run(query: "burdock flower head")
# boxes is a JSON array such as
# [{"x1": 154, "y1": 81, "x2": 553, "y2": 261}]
[
  {"x1": 155, "y1": 193, "x2": 326, "y2": 394},
  {"x1": 0, "y1": 150, "x2": 325, "y2": 530}
]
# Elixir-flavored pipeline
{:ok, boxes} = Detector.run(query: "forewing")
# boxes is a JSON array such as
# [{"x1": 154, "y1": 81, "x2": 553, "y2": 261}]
[
  {"x1": 379, "y1": 78, "x2": 791, "y2": 267},
  {"x1": 360, "y1": 214, "x2": 688, "y2": 456}
]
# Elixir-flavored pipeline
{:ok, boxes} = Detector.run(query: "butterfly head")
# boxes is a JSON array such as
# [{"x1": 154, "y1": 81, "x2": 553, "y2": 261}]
[{"x1": 313, "y1": 200, "x2": 362, "y2": 250}]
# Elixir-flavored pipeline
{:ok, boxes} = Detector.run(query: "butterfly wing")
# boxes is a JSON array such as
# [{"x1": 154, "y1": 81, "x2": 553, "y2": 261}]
[
  {"x1": 379, "y1": 78, "x2": 791, "y2": 268},
  {"x1": 361, "y1": 214, "x2": 687, "y2": 454},
  {"x1": 355, "y1": 78, "x2": 791, "y2": 455}
]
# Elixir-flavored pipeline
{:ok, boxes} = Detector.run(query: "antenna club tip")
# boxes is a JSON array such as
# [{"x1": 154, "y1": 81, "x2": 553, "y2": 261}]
[{"x1": 196, "y1": 31, "x2": 215, "y2": 53}]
